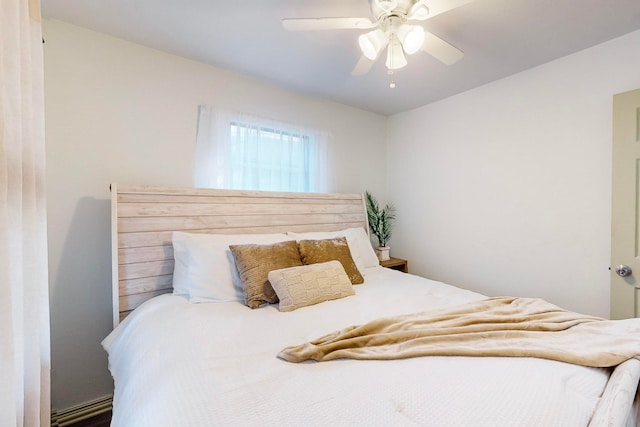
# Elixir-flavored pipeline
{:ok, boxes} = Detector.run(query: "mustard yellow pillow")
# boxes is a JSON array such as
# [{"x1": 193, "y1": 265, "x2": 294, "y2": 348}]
[
  {"x1": 229, "y1": 240, "x2": 303, "y2": 309},
  {"x1": 297, "y1": 237, "x2": 364, "y2": 284},
  {"x1": 268, "y1": 261, "x2": 354, "y2": 312}
]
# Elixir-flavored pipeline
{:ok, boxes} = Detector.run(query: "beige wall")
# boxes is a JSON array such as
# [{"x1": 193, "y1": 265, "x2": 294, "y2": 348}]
[
  {"x1": 388, "y1": 29, "x2": 640, "y2": 318},
  {"x1": 43, "y1": 19, "x2": 388, "y2": 410}
]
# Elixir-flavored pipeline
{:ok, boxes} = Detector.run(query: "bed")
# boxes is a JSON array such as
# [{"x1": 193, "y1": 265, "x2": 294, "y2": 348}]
[{"x1": 104, "y1": 183, "x2": 640, "y2": 426}]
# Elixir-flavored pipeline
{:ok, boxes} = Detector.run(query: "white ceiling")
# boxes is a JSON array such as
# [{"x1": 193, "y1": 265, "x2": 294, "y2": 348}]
[{"x1": 42, "y1": 0, "x2": 640, "y2": 116}]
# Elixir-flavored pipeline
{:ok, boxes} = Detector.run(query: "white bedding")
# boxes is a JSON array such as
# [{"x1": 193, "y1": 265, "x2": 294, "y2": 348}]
[{"x1": 103, "y1": 267, "x2": 639, "y2": 426}]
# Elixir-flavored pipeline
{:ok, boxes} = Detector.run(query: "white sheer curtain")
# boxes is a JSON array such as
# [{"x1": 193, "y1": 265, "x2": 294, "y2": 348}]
[
  {"x1": 194, "y1": 106, "x2": 333, "y2": 192},
  {"x1": 0, "y1": 0, "x2": 51, "y2": 426}
]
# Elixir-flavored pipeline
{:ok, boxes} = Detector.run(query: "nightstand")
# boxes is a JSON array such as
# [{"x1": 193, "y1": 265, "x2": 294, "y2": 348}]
[{"x1": 380, "y1": 257, "x2": 408, "y2": 273}]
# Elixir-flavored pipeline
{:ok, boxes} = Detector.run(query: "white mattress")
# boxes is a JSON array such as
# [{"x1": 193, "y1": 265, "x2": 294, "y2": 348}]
[{"x1": 103, "y1": 267, "x2": 638, "y2": 426}]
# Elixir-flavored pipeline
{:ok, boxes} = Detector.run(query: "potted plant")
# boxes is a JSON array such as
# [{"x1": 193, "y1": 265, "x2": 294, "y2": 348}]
[{"x1": 365, "y1": 191, "x2": 396, "y2": 261}]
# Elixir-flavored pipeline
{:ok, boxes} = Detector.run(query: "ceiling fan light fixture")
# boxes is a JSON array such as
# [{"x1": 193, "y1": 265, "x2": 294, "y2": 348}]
[
  {"x1": 385, "y1": 37, "x2": 407, "y2": 70},
  {"x1": 399, "y1": 25, "x2": 425, "y2": 55},
  {"x1": 282, "y1": 0, "x2": 468, "y2": 77},
  {"x1": 359, "y1": 29, "x2": 387, "y2": 60}
]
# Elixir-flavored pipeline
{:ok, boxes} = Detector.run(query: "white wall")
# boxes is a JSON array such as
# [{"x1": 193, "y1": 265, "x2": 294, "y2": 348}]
[
  {"x1": 44, "y1": 15, "x2": 640, "y2": 411},
  {"x1": 388, "y1": 29, "x2": 640, "y2": 318},
  {"x1": 43, "y1": 19, "x2": 388, "y2": 410}
]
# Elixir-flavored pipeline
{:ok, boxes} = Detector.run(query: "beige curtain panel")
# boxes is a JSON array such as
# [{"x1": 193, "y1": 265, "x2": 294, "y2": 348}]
[{"x1": 0, "y1": 0, "x2": 51, "y2": 425}]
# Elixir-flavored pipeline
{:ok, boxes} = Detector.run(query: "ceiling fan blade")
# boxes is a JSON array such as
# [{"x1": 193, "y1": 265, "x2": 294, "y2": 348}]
[
  {"x1": 282, "y1": 17, "x2": 376, "y2": 31},
  {"x1": 352, "y1": 55, "x2": 375, "y2": 76},
  {"x1": 421, "y1": 32, "x2": 464, "y2": 65},
  {"x1": 422, "y1": 0, "x2": 474, "y2": 19}
]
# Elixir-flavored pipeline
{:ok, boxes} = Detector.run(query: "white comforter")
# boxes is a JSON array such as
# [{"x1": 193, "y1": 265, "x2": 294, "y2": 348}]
[{"x1": 103, "y1": 267, "x2": 638, "y2": 426}]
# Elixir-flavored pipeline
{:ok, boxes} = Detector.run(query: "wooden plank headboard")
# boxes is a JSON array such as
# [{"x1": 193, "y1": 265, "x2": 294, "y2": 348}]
[{"x1": 110, "y1": 183, "x2": 369, "y2": 327}]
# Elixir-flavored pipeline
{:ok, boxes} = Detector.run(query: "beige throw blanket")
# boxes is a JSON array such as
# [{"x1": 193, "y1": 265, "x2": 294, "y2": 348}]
[{"x1": 278, "y1": 297, "x2": 640, "y2": 367}]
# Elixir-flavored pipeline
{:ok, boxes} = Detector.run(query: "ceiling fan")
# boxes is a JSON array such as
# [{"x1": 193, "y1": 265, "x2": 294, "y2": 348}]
[{"x1": 282, "y1": 0, "x2": 472, "y2": 76}]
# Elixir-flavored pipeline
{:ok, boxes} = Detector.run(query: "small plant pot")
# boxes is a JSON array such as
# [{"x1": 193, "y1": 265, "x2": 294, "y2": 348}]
[{"x1": 375, "y1": 246, "x2": 390, "y2": 261}]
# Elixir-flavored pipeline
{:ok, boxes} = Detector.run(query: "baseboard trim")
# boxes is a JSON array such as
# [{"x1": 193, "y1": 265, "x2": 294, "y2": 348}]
[{"x1": 51, "y1": 395, "x2": 113, "y2": 427}]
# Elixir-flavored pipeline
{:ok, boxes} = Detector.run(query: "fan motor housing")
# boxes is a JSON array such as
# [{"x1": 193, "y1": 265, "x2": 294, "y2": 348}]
[{"x1": 370, "y1": 0, "x2": 416, "y2": 21}]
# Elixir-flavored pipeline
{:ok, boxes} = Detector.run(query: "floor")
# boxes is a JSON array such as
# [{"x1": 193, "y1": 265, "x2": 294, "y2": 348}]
[{"x1": 72, "y1": 410, "x2": 112, "y2": 427}]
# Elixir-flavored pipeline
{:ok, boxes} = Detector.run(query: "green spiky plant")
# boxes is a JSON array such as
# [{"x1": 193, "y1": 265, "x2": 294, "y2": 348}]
[{"x1": 365, "y1": 191, "x2": 396, "y2": 248}]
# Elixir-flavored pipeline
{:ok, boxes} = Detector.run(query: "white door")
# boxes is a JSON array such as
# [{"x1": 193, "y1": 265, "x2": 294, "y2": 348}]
[{"x1": 611, "y1": 88, "x2": 640, "y2": 319}]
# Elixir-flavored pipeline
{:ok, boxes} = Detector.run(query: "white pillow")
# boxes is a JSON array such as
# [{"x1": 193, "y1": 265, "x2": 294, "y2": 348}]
[
  {"x1": 171, "y1": 231, "x2": 292, "y2": 302},
  {"x1": 287, "y1": 227, "x2": 379, "y2": 272}
]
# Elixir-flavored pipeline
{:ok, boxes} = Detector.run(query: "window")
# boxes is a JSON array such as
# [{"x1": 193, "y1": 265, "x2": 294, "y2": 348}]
[{"x1": 194, "y1": 106, "x2": 331, "y2": 192}]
